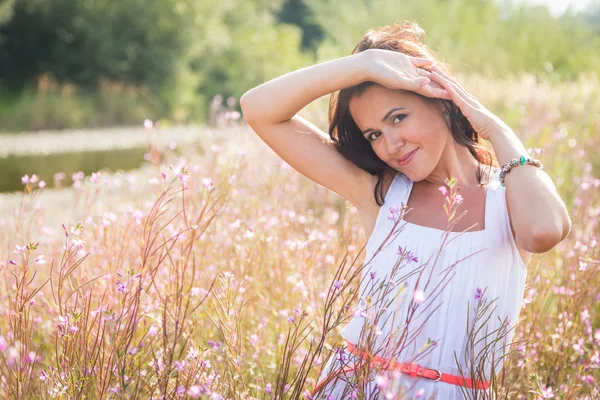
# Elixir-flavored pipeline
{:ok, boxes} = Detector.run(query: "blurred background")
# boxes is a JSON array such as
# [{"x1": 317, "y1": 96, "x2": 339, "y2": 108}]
[
  {"x1": 0, "y1": 0, "x2": 599, "y2": 193},
  {"x1": 0, "y1": 2, "x2": 599, "y2": 397}
]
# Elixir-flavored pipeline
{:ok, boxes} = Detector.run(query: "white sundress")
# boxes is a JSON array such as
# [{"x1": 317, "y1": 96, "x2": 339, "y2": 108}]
[{"x1": 312, "y1": 170, "x2": 527, "y2": 399}]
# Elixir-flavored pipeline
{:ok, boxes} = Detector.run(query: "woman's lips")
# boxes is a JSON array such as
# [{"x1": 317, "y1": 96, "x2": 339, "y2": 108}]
[{"x1": 397, "y1": 149, "x2": 418, "y2": 166}]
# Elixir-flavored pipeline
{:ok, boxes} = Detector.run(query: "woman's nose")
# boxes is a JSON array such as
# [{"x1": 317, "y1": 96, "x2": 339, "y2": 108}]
[{"x1": 384, "y1": 130, "x2": 405, "y2": 154}]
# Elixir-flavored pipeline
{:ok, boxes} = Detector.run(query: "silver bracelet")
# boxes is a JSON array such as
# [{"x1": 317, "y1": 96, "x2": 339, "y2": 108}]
[{"x1": 499, "y1": 155, "x2": 543, "y2": 187}]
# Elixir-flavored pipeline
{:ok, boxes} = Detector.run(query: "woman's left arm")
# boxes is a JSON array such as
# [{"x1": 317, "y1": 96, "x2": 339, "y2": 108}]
[
  {"x1": 428, "y1": 64, "x2": 572, "y2": 253},
  {"x1": 488, "y1": 127, "x2": 572, "y2": 253}
]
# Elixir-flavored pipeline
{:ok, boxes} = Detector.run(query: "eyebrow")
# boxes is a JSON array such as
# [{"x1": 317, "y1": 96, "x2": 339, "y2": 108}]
[{"x1": 361, "y1": 107, "x2": 407, "y2": 136}]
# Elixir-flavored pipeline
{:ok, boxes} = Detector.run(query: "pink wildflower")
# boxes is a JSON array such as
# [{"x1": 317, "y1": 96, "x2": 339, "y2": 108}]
[
  {"x1": 375, "y1": 374, "x2": 389, "y2": 389},
  {"x1": 414, "y1": 290, "x2": 425, "y2": 303}
]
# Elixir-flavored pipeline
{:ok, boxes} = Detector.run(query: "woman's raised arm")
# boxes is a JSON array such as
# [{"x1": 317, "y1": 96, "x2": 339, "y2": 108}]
[{"x1": 239, "y1": 50, "x2": 435, "y2": 208}]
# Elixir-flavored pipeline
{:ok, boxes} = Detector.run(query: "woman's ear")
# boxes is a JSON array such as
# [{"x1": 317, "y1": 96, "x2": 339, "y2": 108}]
[
  {"x1": 441, "y1": 103, "x2": 450, "y2": 117},
  {"x1": 441, "y1": 103, "x2": 452, "y2": 128},
  {"x1": 441, "y1": 101, "x2": 450, "y2": 115}
]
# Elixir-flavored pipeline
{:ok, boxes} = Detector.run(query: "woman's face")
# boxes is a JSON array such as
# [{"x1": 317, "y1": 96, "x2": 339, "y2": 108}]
[{"x1": 348, "y1": 84, "x2": 450, "y2": 181}]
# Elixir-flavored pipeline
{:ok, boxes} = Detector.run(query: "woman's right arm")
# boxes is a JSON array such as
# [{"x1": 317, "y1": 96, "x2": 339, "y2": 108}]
[
  {"x1": 241, "y1": 52, "x2": 371, "y2": 125},
  {"x1": 239, "y1": 50, "x2": 434, "y2": 209}
]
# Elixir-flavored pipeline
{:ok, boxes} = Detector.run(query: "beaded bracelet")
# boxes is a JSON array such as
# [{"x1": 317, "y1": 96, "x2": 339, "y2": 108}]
[{"x1": 499, "y1": 155, "x2": 543, "y2": 187}]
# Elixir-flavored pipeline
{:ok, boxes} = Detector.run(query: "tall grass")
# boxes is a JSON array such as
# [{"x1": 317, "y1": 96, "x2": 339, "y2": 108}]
[{"x1": 0, "y1": 70, "x2": 598, "y2": 399}]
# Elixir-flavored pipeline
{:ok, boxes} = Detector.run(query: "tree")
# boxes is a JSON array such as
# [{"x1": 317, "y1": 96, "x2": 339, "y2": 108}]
[
  {"x1": 277, "y1": 0, "x2": 324, "y2": 51},
  {"x1": 0, "y1": 0, "x2": 14, "y2": 24}
]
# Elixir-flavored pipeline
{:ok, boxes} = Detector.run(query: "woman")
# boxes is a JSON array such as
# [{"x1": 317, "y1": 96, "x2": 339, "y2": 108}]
[{"x1": 240, "y1": 21, "x2": 571, "y2": 399}]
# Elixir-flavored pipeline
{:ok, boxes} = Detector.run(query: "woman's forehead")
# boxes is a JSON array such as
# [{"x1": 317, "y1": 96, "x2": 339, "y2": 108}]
[
  {"x1": 349, "y1": 89, "x2": 419, "y2": 119},
  {"x1": 350, "y1": 87, "x2": 419, "y2": 111}
]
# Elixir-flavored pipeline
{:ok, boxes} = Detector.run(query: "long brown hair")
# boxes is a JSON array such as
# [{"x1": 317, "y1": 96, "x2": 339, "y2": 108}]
[{"x1": 328, "y1": 21, "x2": 498, "y2": 206}]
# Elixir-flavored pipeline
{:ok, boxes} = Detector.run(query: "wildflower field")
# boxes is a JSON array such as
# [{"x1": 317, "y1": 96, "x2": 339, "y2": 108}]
[{"x1": 0, "y1": 72, "x2": 599, "y2": 399}]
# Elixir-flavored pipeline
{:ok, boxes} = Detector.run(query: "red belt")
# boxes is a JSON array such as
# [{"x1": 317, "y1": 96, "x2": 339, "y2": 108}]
[{"x1": 311, "y1": 340, "x2": 490, "y2": 396}]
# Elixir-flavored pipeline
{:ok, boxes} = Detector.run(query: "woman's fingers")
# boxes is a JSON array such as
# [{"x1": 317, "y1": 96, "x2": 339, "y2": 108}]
[
  {"x1": 411, "y1": 57, "x2": 435, "y2": 67},
  {"x1": 415, "y1": 77, "x2": 431, "y2": 89},
  {"x1": 402, "y1": 68, "x2": 450, "y2": 99},
  {"x1": 443, "y1": 82, "x2": 472, "y2": 107},
  {"x1": 430, "y1": 65, "x2": 479, "y2": 104},
  {"x1": 397, "y1": 75, "x2": 430, "y2": 91},
  {"x1": 421, "y1": 85, "x2": 451, "y2": 100},
  {"x1": 416, "y1": 68, "x2": 432, "y2": 78},
  {"x1": 430, "y1": 71, "x2": 478, "y2": 107},
  {"x1": 417, "y1": 80, "x2": 451, "y2": 99},
  {"x1": 430, "y1": 64, "x2": 465, "y2": 89}
]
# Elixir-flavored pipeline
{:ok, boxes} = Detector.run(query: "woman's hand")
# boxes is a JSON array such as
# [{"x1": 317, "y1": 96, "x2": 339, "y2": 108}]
[
  {"x1": 362, "y1": 49, "x2": 449, "y2": 100},
  {"x1": 428, "y1": 64, "x2": 511, "y2": 141}
]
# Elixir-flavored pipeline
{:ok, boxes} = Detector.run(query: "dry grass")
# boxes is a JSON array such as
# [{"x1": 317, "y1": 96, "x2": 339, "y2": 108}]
[{"x1": 0, "y1": 71, "x2": 598, "y2": 399}]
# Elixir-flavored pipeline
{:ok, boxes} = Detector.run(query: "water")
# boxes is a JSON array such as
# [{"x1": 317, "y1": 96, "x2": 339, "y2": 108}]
[{"x1": 0, "y1": 147, "x2": 148, "y2": 193}]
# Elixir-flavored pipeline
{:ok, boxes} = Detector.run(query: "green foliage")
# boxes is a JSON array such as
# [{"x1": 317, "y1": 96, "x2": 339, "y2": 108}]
[
  {"x1": 0, "y1": 0, "x2": 14, "y2": 23},
  {"x1": 0, "y1": 80, "x2": 158, "y2": 132},
  {"x1": 277, "y1": 0, "x2": 325, "y2": 51},
  {"x1": 159, "y1": 0, "x2": 312, "y2": 122},
  {"x1": 0, "y1": 0, "x2": 312, "y2": 128},
  {"x1": 304, "y1": 0, "x2": 600, "y2": 80},
  {"x1": 0, "y1": 0, "x2": 599, "y2": 132},
  {"x1": 0, "y1": 0, "x2": 187, "y2": 91},
  {"x1": 578, "y1": 0, "x2": 600, "y2": 33}
]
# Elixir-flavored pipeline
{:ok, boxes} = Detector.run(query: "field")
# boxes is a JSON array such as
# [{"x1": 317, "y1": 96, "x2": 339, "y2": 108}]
[{"x1": 0, "y1": 71, "x2": 598, "y2": 399}]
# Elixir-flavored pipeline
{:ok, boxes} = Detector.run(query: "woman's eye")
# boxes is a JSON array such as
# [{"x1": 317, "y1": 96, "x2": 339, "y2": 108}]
[
  {"x1": 367, "y1": 114, "x2": 406, "y2": 142},
  {"x1": 368, "y1": 132, "x2": 381, "y2": 141},
  {"x1": 392, "y1": 114, "x2": 406, "y2": 123}
]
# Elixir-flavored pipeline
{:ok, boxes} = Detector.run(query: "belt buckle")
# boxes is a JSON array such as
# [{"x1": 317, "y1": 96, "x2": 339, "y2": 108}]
[{"x1": 426, "y1": 369, "x2": 442, "y2": 382}]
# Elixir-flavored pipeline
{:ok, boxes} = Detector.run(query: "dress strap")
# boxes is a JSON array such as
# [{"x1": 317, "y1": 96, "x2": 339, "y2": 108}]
[
  {"x1": 484, "y1": 169, "x2": 504, "y2": 236},
  {"x1": 393, "y1": 172, "x2": 412, "y2": 207}
]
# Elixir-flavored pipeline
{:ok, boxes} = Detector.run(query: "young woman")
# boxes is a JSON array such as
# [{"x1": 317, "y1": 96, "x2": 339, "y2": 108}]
[{"x1": 240, "y1": 22, "x2": 571, "y2": 399}]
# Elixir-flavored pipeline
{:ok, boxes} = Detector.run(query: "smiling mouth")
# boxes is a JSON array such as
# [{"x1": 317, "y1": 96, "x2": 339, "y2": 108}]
[
  {"x1": 399, "y1": 150, "x2": 415, "y2": 162},
  {"x1": 397, "y1": 149, "x2": 418, "y2": 164}
]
